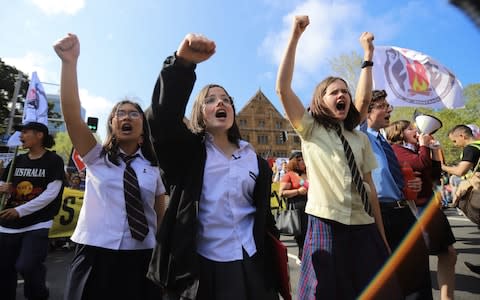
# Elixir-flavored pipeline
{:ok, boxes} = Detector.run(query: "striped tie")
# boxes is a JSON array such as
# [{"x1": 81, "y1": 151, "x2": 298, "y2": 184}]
[
  {"x1": 377, "y1": 134, "x2": 405, "y2": 191},
  {"x1": 334, "y1": 125, "x2": 372, "y2": 216},
  {"x1": 121, "y1": 154, "x2": 149, "y2": 241}
]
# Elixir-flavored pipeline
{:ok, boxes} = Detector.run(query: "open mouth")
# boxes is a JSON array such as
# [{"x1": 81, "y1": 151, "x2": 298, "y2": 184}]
[
  {"x1": 336, "y1": 101, "x2": 346, "y2": 111},
  {"x1": 215, "y1": 109, "x2": 227, "y2": 118},
  {"x1": 121, "y1": 123, "x2": 133, "y2": 133}
]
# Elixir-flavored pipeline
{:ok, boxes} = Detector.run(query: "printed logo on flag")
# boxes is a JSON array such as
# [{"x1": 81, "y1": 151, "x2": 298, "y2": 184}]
[{"x1": 373, "y1": 46, "x2": 464, "y2": 109}]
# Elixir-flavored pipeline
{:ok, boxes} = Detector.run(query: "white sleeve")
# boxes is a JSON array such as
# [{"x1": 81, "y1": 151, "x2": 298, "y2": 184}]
[{"x1": 15, "y1": 180, "x2": 63, "y2": 217}]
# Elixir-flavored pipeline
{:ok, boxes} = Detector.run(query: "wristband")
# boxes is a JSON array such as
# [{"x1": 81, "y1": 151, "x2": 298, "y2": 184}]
[{"x1": 361, "y1": 61, "x2": 374, "y2": 69}]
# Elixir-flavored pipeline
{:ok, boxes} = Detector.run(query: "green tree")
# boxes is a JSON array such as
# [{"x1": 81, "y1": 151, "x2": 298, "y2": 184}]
[
  {"x1": 0, "y1": 58, "x2": 29, "y2": 136},
  {"x1": 1, "y1": 59, "x2": 64, "y2": 139},
  {"x1": 328, "y1": 51, "x2": 362, "y2": 93},
  {"x1": 52, "y1": 131, "x2": 73, "y2": 164}
]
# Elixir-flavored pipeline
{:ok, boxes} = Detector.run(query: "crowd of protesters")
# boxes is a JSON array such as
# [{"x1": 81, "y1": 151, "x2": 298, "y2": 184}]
[{"x1": 1, "y1": 14, "x2": 480, "y2": 300}]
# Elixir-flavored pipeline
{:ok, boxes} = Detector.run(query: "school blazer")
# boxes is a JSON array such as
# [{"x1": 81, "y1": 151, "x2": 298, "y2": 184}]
[{"x1": 145, "y1": 55, "x2": 279, "y2": 298}]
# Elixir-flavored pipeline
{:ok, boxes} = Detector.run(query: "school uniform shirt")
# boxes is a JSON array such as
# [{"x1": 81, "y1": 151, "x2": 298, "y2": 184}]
[
  {"x1": 293, "y1": 111, "x2": 377, "y2": 225},
  {"x1": 362, "y1": 126, "x2": 404, "y2": 202},
  {"x1": 196, "y1": 134, "x2": 258, "y2": 262},
  {"x1": 70, "y1": 144, "x2": 165, "y2": 250}
]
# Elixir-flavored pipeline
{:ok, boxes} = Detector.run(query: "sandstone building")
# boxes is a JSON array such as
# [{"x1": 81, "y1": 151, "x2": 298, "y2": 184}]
[{"x1": 236, "y1": 89, "x2": 300, "y2": 158}]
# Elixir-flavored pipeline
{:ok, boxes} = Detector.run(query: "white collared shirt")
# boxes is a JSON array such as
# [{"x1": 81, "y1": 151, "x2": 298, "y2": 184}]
[
  {"x1": 70, "y1": 144, "x2": 165, "y2": 250},
  {"x1": 196, "y1": 134, "x2": 259, "y2": 262}
]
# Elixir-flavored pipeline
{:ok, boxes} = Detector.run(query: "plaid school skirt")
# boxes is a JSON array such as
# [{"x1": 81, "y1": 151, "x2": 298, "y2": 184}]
[{"x1": 297, "y1": 215, "x2": 401, "y2": 300}]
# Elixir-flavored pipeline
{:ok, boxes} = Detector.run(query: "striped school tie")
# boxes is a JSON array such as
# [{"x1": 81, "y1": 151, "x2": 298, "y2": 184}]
[
  {"x1": 377, "y1": 134, "x2": 405, "y2": 191},
  {"x1": 334, "y1": 124, "x2": 372, "y2": 216},
  {"x1": 121, "y1": 154, "x2": 149, "y2": 241}
]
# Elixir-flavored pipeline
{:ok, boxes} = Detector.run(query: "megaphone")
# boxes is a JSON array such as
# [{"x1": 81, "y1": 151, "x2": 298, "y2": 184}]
[{"x1": 414, "y1": 113, "x2": 443, "y2": 135}]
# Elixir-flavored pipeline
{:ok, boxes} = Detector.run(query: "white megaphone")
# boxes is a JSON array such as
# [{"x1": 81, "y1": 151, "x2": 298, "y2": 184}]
[{"x1": 414, "y1": 114, "x2": 443, "y2": 135}]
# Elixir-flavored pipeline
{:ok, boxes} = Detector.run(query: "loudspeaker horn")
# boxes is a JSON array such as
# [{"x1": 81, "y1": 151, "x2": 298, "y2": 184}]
[{"x1": 414, "y1": 114, "x2": 443, "y2": 135}]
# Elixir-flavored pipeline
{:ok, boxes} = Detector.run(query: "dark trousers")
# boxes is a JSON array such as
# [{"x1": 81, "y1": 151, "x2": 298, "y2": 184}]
[
  {"x1": 380, "y1": 205, "x2": 433, "y2": 299},
  {"x1": 0, "y1": 228, "x2": 50, "y2": 300}
]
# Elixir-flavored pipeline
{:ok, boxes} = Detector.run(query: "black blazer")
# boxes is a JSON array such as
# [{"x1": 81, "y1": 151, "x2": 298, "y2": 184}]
[{"x1": 145, "y1": 55, "x2": 279, "y2": 298}]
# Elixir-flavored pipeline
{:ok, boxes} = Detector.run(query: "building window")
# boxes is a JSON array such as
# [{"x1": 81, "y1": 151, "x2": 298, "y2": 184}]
[
  {"x1": 276, "y1": 134, "x2": 284, "y2": 145},
  {"x1": 239, "y1": 119, "x2": 247, "y2": 126},
  {"x1": 293, "y1": 136, "x2": 301, "y2": 144},
  {"x1": 275, "y1": 121, "x2": 282, "y2": 129},
  {"x1": 257, "y1": 135, "x2": 268, "y2": 144},
  {"x1": 258, "y1": 120, "x2": 265, "y2": 128},
  {"x1": 244, "y1": 135, "x2": 250, "y2": 142}
]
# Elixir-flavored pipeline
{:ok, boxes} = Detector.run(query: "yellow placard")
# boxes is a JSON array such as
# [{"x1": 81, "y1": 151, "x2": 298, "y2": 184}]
[
  {"x1": 48, "y1": 187, "x2": 84, "y2": 239},
  {"x1": 271, "y1": 182, "x2": 281, "y2": 209}
]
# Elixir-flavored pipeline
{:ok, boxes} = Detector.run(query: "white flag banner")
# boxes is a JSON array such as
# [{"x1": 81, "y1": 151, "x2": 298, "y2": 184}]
[
  {"x1": 373, "y1": 46, "x2": 465, "y2": 109},
  {"x1": 7, "y1": 71, "x2": 49, "y2": 146}
]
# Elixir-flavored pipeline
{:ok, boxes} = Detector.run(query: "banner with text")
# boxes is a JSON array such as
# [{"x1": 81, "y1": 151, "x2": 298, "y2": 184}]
[{"x1": 48, "y1": 187, "x2": 84, "y2": 239}]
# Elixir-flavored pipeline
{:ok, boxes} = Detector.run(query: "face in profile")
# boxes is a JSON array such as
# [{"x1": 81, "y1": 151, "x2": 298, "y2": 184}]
[
  {"x1": 448, "y1": 132, "x2": 466, "y2": 148},
  {"x1": 403, "y1": 124, "x2": 418, "y2": 144}
]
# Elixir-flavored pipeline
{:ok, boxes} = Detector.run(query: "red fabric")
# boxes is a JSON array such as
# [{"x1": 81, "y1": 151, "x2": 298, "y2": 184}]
[
  {"x1": 391, "y1": 144, "x2": 440, "y2": 206},
  {"x1": 267, "y1": 232, "x2": 291, "y2": 300}
]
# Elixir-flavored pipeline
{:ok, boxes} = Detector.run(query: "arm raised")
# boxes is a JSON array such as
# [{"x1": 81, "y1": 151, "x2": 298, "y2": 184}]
[
  {"x1": 53, "y1": 33, "x2": 96, "y2": 156},
  {"x1": 276, "y1": 15, "x2": 309, "y2": 128},
  {"x1": 355, "y1": 32, "x2": 374, "y2": 123}
]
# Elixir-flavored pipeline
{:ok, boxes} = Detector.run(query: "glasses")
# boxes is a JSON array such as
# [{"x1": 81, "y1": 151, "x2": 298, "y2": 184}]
[
  {"x1": 115, "y1": 110, "x2": 141, "y2": 119},
  {"x1": 203, "y1": 96, "x2": 233, "y2": 106},
  {"x1": 372, "y1": 102, "x2": 393, "y2": 111}
]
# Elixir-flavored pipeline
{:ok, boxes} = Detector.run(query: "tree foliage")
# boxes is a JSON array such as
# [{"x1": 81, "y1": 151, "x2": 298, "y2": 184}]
[
  {"x1": 1, "y1": 59, "x2": 63, "y2": 139},
  {"x1": 328, "y1": 51, "x2": 362, "y2": 94},
  {"x1": 52, "y1": 131, "x2": 73, "y2": 164},
  {"x1": 328, "y1": 51, "x2": 480, "y2": 164},
  {"x1": 0, "y1": 58, "x2": 29, "y2": 136}
]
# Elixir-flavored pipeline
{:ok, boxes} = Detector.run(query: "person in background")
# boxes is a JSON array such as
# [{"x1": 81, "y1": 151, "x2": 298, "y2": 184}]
[
  {"x1": 442, "y1": 124, "x2": 480, "y2": 275},
  {"x1": 271, "y1": 162, "x2": 278, "y2": 182},
  {"x1": 385, "y1": 120, "x2": 457, "y2": 300},
  {"x1": 54, "y1": 33, "x2": 166, "y2": 300},
  {"x1": 276, "y1": 15, "x2": 397, "y2": 299},
  {"x1": 442, "y1": 125, "x2": 480, "y2": 180},
  {"x1": 145, "y1": 33, "x2": 280, "y2": 299},
  {"x1": 362, "y1": 90, "x2": 433, "y2": 299},
  {"x1": 279, "y1": 151, "x2": 308, "y2": 263},
  {"x1": 69, "y1": 174, "x2": 82, "y2": 190},
  {"x1": 273, "y1": 160, "x2": 288, "y2": 182},
  {"x1": 0, "y1": 121, "x2": 65, "y2": 300}
]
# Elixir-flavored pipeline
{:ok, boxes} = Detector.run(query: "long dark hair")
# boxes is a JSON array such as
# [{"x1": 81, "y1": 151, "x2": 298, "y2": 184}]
[
  {"x1": 309, "y1": 76, "x2": 360, "y2": 131},
  {"x1": 189, "y1": 84, "x2": 242, "y2": 146},
  {"x1": 101, "y1": 100, "x2": 158, "y2": 166}
]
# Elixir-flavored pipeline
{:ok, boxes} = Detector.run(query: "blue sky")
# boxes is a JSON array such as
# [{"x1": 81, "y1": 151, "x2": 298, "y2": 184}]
[{"x1": 1, "y1": 0, "x2": 479, "y2": 140}]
